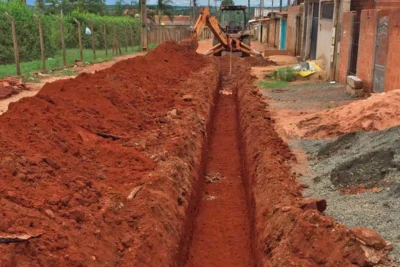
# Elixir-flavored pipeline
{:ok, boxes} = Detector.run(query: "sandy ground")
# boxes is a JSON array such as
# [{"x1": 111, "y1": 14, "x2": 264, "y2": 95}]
[{"x1": 0, "y1": 52, "x2": 145, "y2": 115}]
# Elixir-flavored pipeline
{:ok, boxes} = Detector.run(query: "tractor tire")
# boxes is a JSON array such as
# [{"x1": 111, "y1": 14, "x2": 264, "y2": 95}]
[
  {"x1": 241, "y1": 37, "x2": 250, "y2": 57},
  {"x1": 212, "y1": 37, "x2": 222, "y2": 57}
]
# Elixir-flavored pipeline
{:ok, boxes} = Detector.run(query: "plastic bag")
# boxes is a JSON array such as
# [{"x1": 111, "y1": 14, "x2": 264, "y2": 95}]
[{"x1": 85, "y1": 27, "x2": 92, "y2": 36}]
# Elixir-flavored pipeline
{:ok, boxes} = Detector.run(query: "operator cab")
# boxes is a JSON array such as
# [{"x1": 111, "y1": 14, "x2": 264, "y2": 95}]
[{"x1": 220, "y1": 5, "x2": 247, "y2": 34}]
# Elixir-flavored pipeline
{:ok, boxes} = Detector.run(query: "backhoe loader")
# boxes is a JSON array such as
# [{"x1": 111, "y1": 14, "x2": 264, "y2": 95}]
[{"x1": 184, "y1": 6, "x2": 262, "y2": 57}]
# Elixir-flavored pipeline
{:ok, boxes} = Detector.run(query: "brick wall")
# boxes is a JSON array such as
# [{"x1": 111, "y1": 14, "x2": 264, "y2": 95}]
[
  {"x1": 384, "y1": 8, "x2": 400, "y2": 91},
  {"x1": 287, "y1": 6, "x2": 301, "y2": 55},
  {"x1": 268, "y1": 19, "x2": 279, "y2": 47},
  {"x1": 351, "y1": 0, "x2": 375, "y2": 12},
  {"x1": 375, "y1": 0, "x2": 400, "y2": 8},
  {"x1": 338, "y1": 11, "x2": 355, "y2": 84},
  {"x1": 356, "y1": 9, "x2": 379, "y2": 93}
]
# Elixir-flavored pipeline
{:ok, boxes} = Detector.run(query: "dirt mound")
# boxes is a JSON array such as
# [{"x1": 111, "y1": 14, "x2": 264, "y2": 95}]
[
  {"x1": 0, "y1": 41, "x2": 220, "y2": 266},
  {"x1": 293, "y1": 89, "x2": 400, "y2": 138},
  {"x1": 234, "y1": 60, "x2": 393, "y2": 265},
  {"x1": 241, "y1": 56, "x2": 276, "y2": 66},
  {"x1": 0, "y1": 77, "x2": 27, "y2": 99}
]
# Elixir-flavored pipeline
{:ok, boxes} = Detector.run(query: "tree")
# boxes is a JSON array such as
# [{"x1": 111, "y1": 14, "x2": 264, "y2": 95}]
[
  {"x1": 35, "y1": 0, "x2": 45, "y2": 12},
  {"x1": 114, "y1": 0, "x2": 124, "y2": 16},
  {"x1": 221, "y1": 0, "x2": 234, "y2": 6},
  {"x1": 85, "y1": 0, "x2": 106, "y2": 14},
  {"x1": 156, "y1": 0, "x2": 174, "y2": 24}
]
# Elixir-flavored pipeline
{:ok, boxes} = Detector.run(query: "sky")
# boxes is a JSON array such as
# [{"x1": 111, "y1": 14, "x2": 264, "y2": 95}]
[{"x1": 26, "y1": 0, "x2": 292, "y2": 7}]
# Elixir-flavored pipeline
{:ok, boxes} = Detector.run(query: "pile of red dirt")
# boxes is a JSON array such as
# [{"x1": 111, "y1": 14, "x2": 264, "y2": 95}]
[
  {"x1": 234, "y1": 60, "x2": 393, "y2": 266},
  {"x1": 0, "y1": 41, "x2": 220, "y2": 266},
  {"x1": 285, "y1": 89, "x2": 400, "y2": 139},
  {"x1": 241, "y1": 56, "x2": 277, "y2": 67},
  {"x1": 0, "y1": 77, "x2": 27, "y2": 99}
]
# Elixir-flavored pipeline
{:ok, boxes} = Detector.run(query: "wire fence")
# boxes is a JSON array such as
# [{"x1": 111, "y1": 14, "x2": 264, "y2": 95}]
[
  {"x1": 148, "y1": 25, "x2": 212, "y2": 44},
  {"x1": 0, "y1": 13, "x2": 141, "y2": 78},
  {"x1": 0, "y1": 11, "x2": 213, "y2": 79}
]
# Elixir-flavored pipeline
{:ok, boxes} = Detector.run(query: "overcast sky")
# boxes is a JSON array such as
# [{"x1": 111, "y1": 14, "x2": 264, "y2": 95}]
[{"x1": 27, "y1": 0, "x2": 292, "y2": 7}]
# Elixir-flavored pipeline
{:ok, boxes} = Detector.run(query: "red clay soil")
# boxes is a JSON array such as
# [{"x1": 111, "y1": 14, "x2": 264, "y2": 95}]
[
  {"x1": 0, "y1": 41, "x2": 220, "y2": 266},
  {"x1": 0, "y1": 77, "x2": 27, "y2": 99},
  {"x1": 234, "y1": 58, "x2": 393, "y2": 266},
  {"x1": 280, "y1": 89, "x2": 400, "y2": 139},
  {"x1": 185, "y1": 77, "x2": 254, "y2": 267}
]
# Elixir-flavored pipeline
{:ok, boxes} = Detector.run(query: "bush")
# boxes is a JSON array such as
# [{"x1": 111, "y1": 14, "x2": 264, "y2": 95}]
[
  {"x1": 0, "y1": 1, "x2": 56, "y2": 64},
  {"x1": 0, "y1": 1, "x2": 140, "y2": 65}
]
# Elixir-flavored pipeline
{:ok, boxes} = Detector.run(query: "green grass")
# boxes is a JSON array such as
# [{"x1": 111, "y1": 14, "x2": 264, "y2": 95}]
[
  {"x1": 259, "y1": 80, "x2": 290, "y2": 89},
  {"x1": 0, "y1": 43, "x2": 158, "y2": 79}
]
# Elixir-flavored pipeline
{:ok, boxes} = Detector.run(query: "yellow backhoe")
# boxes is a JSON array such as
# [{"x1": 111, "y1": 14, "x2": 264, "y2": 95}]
[{"x1": 185, "y1": 6, "x2": 262, "y2": 57}]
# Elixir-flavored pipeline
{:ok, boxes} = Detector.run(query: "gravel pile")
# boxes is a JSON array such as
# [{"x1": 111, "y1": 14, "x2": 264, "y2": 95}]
[{"x1": 295, "y1": 126, "x2": 400, "y2": 263}]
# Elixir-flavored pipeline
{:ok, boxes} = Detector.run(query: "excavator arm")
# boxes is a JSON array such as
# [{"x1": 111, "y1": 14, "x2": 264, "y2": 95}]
[{"x1": 184, "y1": 7, "x2": 262, "y2": 57}]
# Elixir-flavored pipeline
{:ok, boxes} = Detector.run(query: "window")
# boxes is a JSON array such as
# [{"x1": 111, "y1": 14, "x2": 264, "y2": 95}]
[{"x1": 321, "y1": 2, "x2": 334, "y2": 20}]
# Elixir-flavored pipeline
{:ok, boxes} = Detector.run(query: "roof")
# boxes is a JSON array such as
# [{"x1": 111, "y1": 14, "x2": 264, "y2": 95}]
[
  {"x1": 220, "y1": 5, "x2": 247, "y2": 10},
  {"x1": 154, "y1": 15, "x2": 190, "y2": 23}
]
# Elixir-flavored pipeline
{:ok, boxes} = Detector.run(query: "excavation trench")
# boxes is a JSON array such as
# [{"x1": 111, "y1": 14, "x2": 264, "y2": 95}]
[{"x1": 185, "y1": 74, "x2": 255, "y2": 267}]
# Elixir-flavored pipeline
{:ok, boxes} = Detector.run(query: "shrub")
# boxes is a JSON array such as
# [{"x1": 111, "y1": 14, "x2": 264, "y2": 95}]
[{"x1": 0, "y1": 1, "x2": 140, "y2": 65}]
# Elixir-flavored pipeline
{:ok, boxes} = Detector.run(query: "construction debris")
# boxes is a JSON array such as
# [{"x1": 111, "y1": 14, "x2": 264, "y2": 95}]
[
  {"x1": 0, "y1": 77, "x2": 27, "y2": 99},
  {"x1": 0, "y1": 232, "x2": 43, "y2": 243}
]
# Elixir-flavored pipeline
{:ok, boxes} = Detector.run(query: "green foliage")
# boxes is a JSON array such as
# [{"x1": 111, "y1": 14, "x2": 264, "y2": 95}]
[
  {"x1": 0, "y1": 1, "x2": 48, "y2": 64},
  {"x1": 221, "y1": 0, "x2": 234, "y2": 6},
  {"x1": 0, "y1": 46, "x2": 144, "y2": 78},
  {"x1": 259, "y1": 80, "x2": 289, "y2": 89},
  {"x1": 276, "y1": 67, "x2": 298, "y2": 82},
  {"x1": 35, "y1": 0, "x2": 106, "y2": 15},
  {"x1": 0, "y1": 0, "x2": 140, "y2": 66}
]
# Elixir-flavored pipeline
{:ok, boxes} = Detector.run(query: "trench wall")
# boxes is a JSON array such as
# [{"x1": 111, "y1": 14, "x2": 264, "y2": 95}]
[
  {"x1": 234, "y1": 60, "x2": 390, "y2": 266},
  {"x1": 0, "y1": 42, "x2": 220, "y2": 267}
]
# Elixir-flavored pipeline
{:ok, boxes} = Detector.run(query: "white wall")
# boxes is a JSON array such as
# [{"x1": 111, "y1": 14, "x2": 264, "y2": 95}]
[{"x1": 316, "y1": 1, "x2": 334, "y2": 73}]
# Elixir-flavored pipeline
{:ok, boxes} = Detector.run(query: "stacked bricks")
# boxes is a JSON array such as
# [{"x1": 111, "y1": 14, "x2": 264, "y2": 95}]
[
  {"x1": 375, "y1": 0, "x2": 400, "y2": 8},
  {"x1": 346, "y1": 75, "x2": 365, "y2": 97}
]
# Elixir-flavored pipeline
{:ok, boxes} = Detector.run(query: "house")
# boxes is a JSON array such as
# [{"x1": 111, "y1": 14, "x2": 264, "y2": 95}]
[
  {"x1": 153, "y1": 15, "x2": 191, "y2": 26},
  {"x1": 123, "y1": 9, "x2": 139, "y2": 16},
  {"x1": 337, "y1": 0, "x2": 400, "y2": 93},
  {"x1": 267, "y1": 11, "x2": 288, "y2": 50},
  {"x1": 254, "y1": 7, "x2": 273, "y2": 18},
  {"x1": 285, "y1": 0, "x2": 400, "y2": 90}
]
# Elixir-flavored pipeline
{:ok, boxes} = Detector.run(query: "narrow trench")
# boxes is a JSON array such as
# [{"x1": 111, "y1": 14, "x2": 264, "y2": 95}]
[{"x1": 185, "y1": 74, "x2": 255, "y2": 267}]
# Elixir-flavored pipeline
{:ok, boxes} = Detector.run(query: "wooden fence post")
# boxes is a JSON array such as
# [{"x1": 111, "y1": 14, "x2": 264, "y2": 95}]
[
  {"x1": 124, "y1": 23, "x2": 128, "y2": 53},
  {"x1": 33, "y1": 15, "x2": 46, "y2": 72},
  {"x1": 4, "y1": 12, "x2": 20, "y2": 76},
  {"x1": 104, "y1": 24, "x2": 108, "y2": 59},
  {"x1": 117, "y1": 25, "x2": 122, "y2": 55},
  {"x1": 73, "y1": 18, "x2": 83, "y2": 62},
  {"x1": 130, "y1": 25, "x2": 134, "y2": 51},
  {"x1": 56, "y1": 16, "x2": 66, "y2": 67},
  {"x1": 112, "y1": 25, "x2": 122, "y2": 56},
  {"x1": 112, "y1": 25, "x2": 116, "y2": 56},
  {"x1": 88, "y1": 20, "x2": 96, "y2": 61}
]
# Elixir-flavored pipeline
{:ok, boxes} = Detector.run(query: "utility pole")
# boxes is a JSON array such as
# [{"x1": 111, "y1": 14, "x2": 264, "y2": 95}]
[
  {"x1": 248, "y1": 0, "x2": 250, "y2": 23},
  {"x1": 190, "y1": 0, "x2": 193, "y2": 25},
  {"x1": 141, "y1": 0, "x2": 147, "y2": 51},
  {"x1": 193, "y1": 0, "x2": 197, "y2": 26},
  {"x1": 272, "y1": 0, "x2": 274, "y2": 13},
  {"x1": 259, "y1": 0, "x2": 264, "y2": 41},
  {"x1": 280, "y1": 0, "x2": 282, "y2": 12}
]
